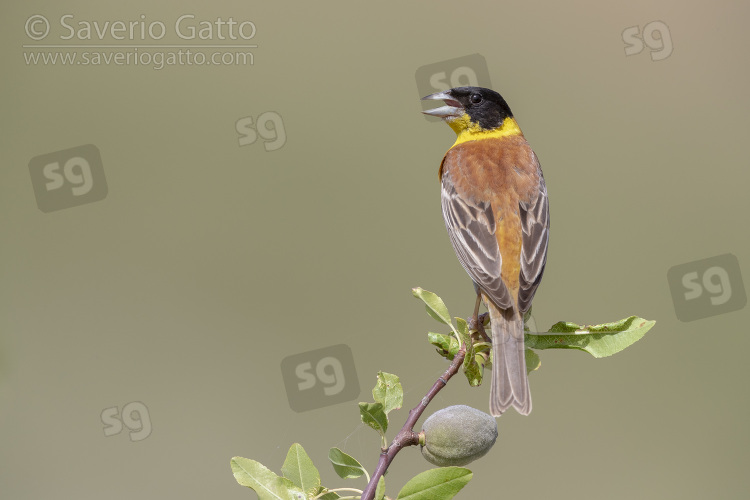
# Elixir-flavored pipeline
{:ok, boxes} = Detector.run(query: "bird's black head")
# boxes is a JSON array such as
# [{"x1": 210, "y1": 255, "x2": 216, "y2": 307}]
[{"x1": 422, "y1": 86, "x2": 514, "y2": 131}]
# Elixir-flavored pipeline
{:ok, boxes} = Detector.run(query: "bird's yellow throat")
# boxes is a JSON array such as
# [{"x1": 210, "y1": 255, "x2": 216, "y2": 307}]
[{"x1": 448, "y1": 115, "x2": 522, "y2": 148}]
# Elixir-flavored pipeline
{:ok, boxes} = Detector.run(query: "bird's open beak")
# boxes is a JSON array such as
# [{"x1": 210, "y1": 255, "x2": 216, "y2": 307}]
[{"x1": 421, "y1": 91, "x2": 464, "y2": 118}]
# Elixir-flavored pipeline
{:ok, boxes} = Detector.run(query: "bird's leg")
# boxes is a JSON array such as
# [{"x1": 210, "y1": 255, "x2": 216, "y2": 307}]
[
  {"x1": 472, "y1": 292, "x2": 481, "y2": 323},
  {"x1": 469, "y1": 292, "x2": 492, "y2": 343}
]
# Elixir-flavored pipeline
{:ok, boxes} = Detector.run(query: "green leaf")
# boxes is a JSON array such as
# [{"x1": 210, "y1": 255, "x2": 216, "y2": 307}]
[
  {"x1": 525, "y1": 316, "x2": 655, "y2": 358},
  {"x1": 473, "y1": 342, "x2": 491, "y2": 354},
  {"x1": 396, "y1": 467, "x2": 472, "y2": 500},
  {"x1": 428, "y1": 332, "x2": 459, "y2": 359},
  {"x1": 525, "y1": 348, "x2": 541, "y2": 374},
  {"x1": 328, "y1": 448, "x2": 367, "y2": 479},
  {"x1": 456, "y1": 317, "x2": 482, "y2": 386},
  {"x1": 474, "y1": 351, "x2": 489, "y2": 374},
  {"x1": 359, "y1": 402, "x2": 388, "y2": 434},
  {"x1": 231, "y1": 457, "x2": 306, "y2": 500},
  {"x1": 374, "y1": 476, "x2": 386, "y2": 500},
  {"x1": 280, "y1": 443, "x2": 321, "y2": 496},
  {"x1": 372, "y1": 372, "x2": 403, "y2": 416},
  {"x1": 315, "y1": 487, "x2": 340, "y2": 500},
  {"x1": 455, "y1": 317, "x2": 470, "y2": 347},
  {"x1": 464, "y1": 361, "x2": 483, "y2": 387},
  {"x1": 546, "y1": 321, "x2": 585, "y2": 333},
  {"x1": 412, "y1": 287, "x2": 452, "y2": 326}
]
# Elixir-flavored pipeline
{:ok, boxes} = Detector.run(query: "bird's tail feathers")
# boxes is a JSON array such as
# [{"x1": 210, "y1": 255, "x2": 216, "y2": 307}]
[{"x1": 488, "y1": 303, "x2": 531, "y2": 416}]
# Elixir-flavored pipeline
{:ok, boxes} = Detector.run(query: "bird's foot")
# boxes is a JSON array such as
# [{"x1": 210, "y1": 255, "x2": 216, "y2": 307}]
[{"x1": 469, "y1": 312, "x2": 491, "y2": 343}]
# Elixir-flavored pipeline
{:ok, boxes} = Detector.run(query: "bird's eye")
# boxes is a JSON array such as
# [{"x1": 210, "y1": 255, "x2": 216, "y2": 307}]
[{"x1": 470, "y1": 94, "x2": 482, "y2": 104}]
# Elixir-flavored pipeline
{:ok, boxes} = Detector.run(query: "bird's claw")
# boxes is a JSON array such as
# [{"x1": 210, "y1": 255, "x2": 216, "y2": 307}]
[{"x1": 469, "y1": 312, "x2": 491, "y2": 343}]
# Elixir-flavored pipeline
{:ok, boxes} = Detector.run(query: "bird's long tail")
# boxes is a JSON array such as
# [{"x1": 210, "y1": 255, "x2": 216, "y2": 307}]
[{"x1": 488, "y1": 301, "x2": 531, "y2": 416}]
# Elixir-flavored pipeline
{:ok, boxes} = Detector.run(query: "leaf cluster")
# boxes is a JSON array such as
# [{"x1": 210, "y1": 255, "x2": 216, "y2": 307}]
[{"x1": 414, "y1": 287, "x2": 655, "y2": 385}]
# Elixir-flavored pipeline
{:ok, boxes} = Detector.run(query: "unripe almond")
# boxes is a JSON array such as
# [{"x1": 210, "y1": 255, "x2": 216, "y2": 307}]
[{"x1": 420, "y1": 405, "x2": 498, "y2": 467}]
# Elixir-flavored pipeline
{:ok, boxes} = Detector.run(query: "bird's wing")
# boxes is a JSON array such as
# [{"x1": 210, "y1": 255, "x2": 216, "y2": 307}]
[
  {"x1": 441, "y1": 171, "x2": 514, "y2": 310},
  {"x1": 517, "y1": 156, "x2": 549, "y2": 313}
]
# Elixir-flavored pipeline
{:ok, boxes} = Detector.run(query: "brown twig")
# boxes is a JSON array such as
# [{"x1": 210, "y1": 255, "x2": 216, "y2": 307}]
[{"x1": 359, "y1": 343, "x2": 467, "y2": 500}]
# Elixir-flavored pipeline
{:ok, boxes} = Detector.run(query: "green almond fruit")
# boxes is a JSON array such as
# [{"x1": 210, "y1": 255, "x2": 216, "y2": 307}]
[{"x1": 420, "y1": 405, "x2": 498, "y2": 467}]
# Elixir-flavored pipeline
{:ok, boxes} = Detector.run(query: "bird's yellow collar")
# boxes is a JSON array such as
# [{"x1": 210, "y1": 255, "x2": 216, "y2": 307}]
[{"x1": 448, "y1": 115, "x2": 522, "y2": 148}]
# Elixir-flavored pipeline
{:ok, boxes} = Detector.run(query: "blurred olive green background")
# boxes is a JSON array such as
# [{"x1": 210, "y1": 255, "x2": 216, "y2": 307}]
[{"x1": 2, "y1": 1, "x2": 749, "y2": 498}]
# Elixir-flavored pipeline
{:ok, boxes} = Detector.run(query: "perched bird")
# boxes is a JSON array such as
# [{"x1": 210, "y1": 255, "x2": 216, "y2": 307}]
[{"x1": 422, "y1": 86, "x2": 549, "y2": 416}]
